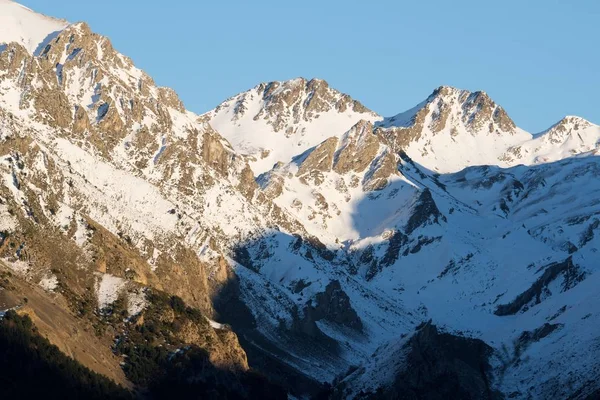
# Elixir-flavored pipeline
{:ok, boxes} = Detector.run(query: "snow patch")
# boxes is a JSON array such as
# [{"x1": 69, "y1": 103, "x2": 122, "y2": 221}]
[
  {"x1": 2, "y1": 258, "x2": 29, "y2": 275},
  {"x1": 39, "y1": 274, "x2": 58, "y2": 292},
  {"x1": 0, "y1": 1, "x2": 68, "y2": 54},
  {"x1": 127, "y1": 288, "x2": 147, "y2": 317},
  {"x1": 96, "y1": 273, "x2": 126, "y2": 310},
  {"x1": 208, "y1": 319, "x2": 225, "y2": 330}
]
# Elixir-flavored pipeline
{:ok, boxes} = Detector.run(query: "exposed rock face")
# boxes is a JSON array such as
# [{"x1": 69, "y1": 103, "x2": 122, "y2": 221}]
[
  {"x1": 405, "y1": 189, "x2": 445, "y2": 235},
  {"x1": 237, "y1": 78, "x2": 372, "y2": 133},
  {"x1": 380, "y1": 86, "x2": 516, "y2": 136},
  {"x1": 293, "y1": 120, "x2": 398, "y2": 188},
  {"x1": 381, "y1": 230, "x2": 409, "y2": 268},
  {"x1": 333, "y1": 120, "x2": 380, "y2": 174},
  {"x1": 372, "y1": 324, "x2": 503, "y2": 400},
  {"x1": 0, "y1": 21, "x2": 183, "y2": 162},
  {"x1": 375, "y1": 109, "x2": 428, "y2": 153},
  {"x1": 206, "y1": 77, "x2": 381, "y2": 175},
  {"x1": 314, "y1": 280, "x2": 363, "y2": 331},
  {"x1": 495, "y1": 257, "x2": 585, "y2": 316},
  {"x1": 201, "y1": 126, "x2": 237, "y2": 176},
  {"x1": 297, "y1": 137, "x2": 338, "y2": 177},
  {"x1": 459, "y1": 90, "x2": 516, "y2": 134},
  {"x1": 373, "y1": 86, "x2": 530, "y2": 174},
  {"x1": 147, "y1": 297, "x2": 249, "y2": 371},
  {"x1": 258, "y1": 119, "x2": 403, "y2": 247},
  {"x1": 297, "y1": 280, "x2": 363, "y2": 337},
  {"x1": 517, "y1": 323, "x2": 563, "y2": 349},
  {"x1": 362, "y1": 150, "x2": 398, "y2": 191}
]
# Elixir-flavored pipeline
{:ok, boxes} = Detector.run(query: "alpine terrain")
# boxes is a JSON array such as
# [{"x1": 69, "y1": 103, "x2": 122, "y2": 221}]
[{"x1": 0, "y1": 2, "x2": 599, "y2": 399}]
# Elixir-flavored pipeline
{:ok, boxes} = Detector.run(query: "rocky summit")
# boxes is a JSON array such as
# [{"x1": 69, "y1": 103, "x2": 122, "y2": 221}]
[{"x1": 0, "y1": 2, "x2": 599, "y2": 399}]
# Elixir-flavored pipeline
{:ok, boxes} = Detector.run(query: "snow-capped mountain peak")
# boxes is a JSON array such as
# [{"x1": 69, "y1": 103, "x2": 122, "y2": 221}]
[
  {"x1": 206, "y1": 77, "x2": 381, "y2": 174},
  {"x1": 502, "y1": 115, "x2": 600, "y2": 165},
  {"x1": 373, "y1": 86, "x2": 526, "y2": 173},
  {"x1": 379, "y1": 85, "x2": 516, "y2": 135},
  {"x1": 535, "y1": 115, "x2": 596, "y2": 139},
  {"x1": 216, "y1": 77, "x2": 374, "y2": 127},
  {"x1": 0, "y1": 0, "x2": 68, "y2": 54}
]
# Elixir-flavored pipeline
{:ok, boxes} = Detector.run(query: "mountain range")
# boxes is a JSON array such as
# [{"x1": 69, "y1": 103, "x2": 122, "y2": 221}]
[{"x1": 0, "y1": 1, "x2": 599, "y2": 399}]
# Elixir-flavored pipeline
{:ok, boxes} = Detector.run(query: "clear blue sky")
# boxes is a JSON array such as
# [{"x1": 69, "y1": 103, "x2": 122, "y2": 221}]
[{"x1": 20, "y1": 0, "x2": 600, "y2": 132}]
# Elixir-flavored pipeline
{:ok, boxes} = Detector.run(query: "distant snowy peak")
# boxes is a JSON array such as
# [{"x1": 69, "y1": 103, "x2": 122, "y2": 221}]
[
  {"x1": 209, "y1": 76, "x2": 600, "y2": 177},
  {"x1": 502, "y1": 116, "x2": 600, "y2": 165},
  {"x1": 215, "y1": 78, "x2": 375, "y2": 129},
  {"x1": 373, "y1": 86, "x2": 526, "y2": 173},
  {"x1": 207, "y1": 77, "x2": 381, "y2": 175},
  {"x1": 0, "y1": 0, "x2": 68, "y2": 54},
  {"x1": 379, "y1": 85, "x2": 516, "y2": 135},
  {"x1": 536, "y1": 115, "x2": 597, "y2": 142}
]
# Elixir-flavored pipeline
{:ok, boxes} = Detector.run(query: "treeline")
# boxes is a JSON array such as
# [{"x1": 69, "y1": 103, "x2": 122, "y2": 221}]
[{"x1": 0, "y1": 310, "x2": 131, "y2": 399}]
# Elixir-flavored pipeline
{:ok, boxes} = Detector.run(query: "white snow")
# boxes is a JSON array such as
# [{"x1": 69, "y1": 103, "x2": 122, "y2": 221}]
[
  {"x1": 95, "y1": 273, "x2": 126, "y2": 310},
  {"x1": 207, "y1": 80, "x2": 381, "y2": 175},
  {"x1": 0, "y1": 202, "x2": 18, "y2": 231},
  {"x1": 2, "y1": 258, "x2": 29, "y2": 275},
  {"x1": 207, "y1": 319, "x2": 225, "y2": 330},
  {"x1": 52, "y1": 138, "x2": 179, "y2": 243},
  {"x1": 0, "y1": 0, "x2": 68, "y2": 54},
  {"x1": 39, "y1": 274, "x2": 58, "y2": 292},
  {"x1": 53, "y1": 203, "x2": 74, "y2": 230},
  {"x1": 241, "y1": 108, "x2": 600, "y2": 396},
  {"x1": 127, "y1": 288, "x2": 147, "y2": 317},
  {"x1": 380, "y1": 90, "x2": 600, "y2": 174},
  {"x1": 73, "y1": 216, "x2": 89, "y2": 247}
]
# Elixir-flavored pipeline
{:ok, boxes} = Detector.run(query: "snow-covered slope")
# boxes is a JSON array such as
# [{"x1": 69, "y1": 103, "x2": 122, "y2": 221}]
[
  {"x1": 376, "y1": 86, "x2": 600, "y2": 174},
  {"x1": 502, "y1": 115, "x2": 600, "y2": 165},
  {"x1": 342, "y1": 158, "x2": 600, "y2": 399},
  {"x1": 0, "y1": 0, "x2": 67, "y2": 54},
  {"x1": 258, "y1": 119, "x2": 413, "y2": 244},
  {"x1": 0, "y1": 2, "x2": 599, "y2": 399},
  {"x1": 205, "y1": 78, "x2": 381, "y2": 174},
  {"x1": 239, "y1": 142, "x2": 600, "y2": 399},
  {"x1": 0, "y1": 1, "x2": 319, "y2": 353},
  {"x1": 240, "y1": 86, "x2": 600, "y2": 397}
]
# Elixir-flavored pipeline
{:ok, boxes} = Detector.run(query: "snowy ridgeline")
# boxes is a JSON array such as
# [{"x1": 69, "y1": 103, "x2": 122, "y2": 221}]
[{"x1": 0, "y1": 2, "x2": 598, "y2": 398}]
